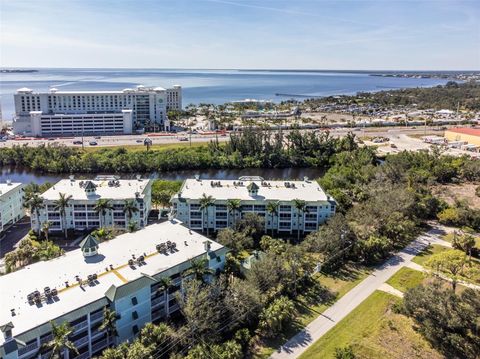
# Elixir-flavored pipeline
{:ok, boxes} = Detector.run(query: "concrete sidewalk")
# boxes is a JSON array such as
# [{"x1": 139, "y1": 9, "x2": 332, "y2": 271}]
[{"x1": 270, "y1": 229, "x2": 445, "y2": 359}]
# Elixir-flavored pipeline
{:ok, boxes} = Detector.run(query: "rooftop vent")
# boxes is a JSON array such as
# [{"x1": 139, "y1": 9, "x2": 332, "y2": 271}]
[
  {"x1": 69, "y1": 175, "x2": 75, "y2": 181},
  {"x1": 194, "y1": 174, "x2": 200, "y2": 181}
]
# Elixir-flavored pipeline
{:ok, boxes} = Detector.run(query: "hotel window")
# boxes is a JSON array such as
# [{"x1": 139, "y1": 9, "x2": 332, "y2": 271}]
[
  {"x1": 131, "y1": 296, "x2": 138, "y2": 306},
  {"x1": 132, "y1": 311, "x2": 139, "y2": 320},
  {"x1": 132, "y1": 325, "x2": 139, "y2": 335}
]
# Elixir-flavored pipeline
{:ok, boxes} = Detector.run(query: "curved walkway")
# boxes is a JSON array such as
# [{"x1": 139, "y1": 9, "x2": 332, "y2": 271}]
[{"x1": 270, "y1": 228, "x2": 447, "y2": 359}]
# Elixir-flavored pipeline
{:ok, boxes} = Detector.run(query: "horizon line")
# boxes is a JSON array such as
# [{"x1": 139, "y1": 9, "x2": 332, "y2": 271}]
[{"x1": 1, "y1": 66, "x2": 479, "y2": 72}]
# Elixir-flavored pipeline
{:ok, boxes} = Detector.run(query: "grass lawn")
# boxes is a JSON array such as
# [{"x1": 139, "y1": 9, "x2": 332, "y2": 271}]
[
  {"x1": 83, "y1": 141, "x2": 208, "y2": 153},
  {"x1": 254, "y1": 264, "x2": 371, "y2": 359},
  {"x1": 411, "y1": 244, "x2": 450, "y2": 266},
  {"x1": 299, "y1": 291, "x2": 442, "y2": 359},
  {"x1": 386, "y1": 267, "x2": 425, "y2": 293}
]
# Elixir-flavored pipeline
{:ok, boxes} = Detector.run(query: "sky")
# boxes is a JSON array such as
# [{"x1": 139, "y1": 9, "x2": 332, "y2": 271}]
[{"x1": 0, "y1": 0, "x2": 479, "y2": 70}]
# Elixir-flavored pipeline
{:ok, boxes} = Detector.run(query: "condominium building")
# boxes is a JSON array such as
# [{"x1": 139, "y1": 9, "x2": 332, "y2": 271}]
[
  {"x1": 32, "y1": 176, "x2": 152, "y2": 233},
  {"x1": 171, "y1": 176, "x2": 336, "y2": 234},
  {"x1": 12, "y1": 85, "x2": 182, "y2": 136},
  {"x1": 0, "y1": 220, "x2": 227, "y2": 359},
  {"x1": 0, "y1": 181, "x2": 26, "y2": 234}
]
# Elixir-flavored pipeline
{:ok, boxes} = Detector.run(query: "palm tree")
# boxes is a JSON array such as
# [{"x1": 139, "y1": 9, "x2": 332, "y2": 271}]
[
  {"x1": 199, "y1": 194, "x2": 215, "y2": 236},
  {"x1": 123, "y1": 200, "x2": 139, "y2": 224},
  {"x1": 127, "y1": 220, "x2": 138, "y2": 233},
  {"x1": 157, "y1": 276, "x2": 173, "y2": 305},
  {"x1": 53, "y1": 193, "x2": 72, "y2": 239},
  {"x1": 99, "y1": 308, "x2": 118, "y2": 348},
  {"x1": 266, "y1": 201, "x2": 279, "y2": 236},
  {"x1": 293, "y1": 199, "x2": 307, "y2": 242},
  {"x1": 227, "y1": 199, "x2": 241, "y2": 228},
  {"x1": 182, "y1": 258, "x2": 214, "y2": 284},
  {"x1": 25, "y1": 193, "x2": 44, "y2": 235},
  {"x1": 42, "y1": 221, "x2": 51, "y2": 241},
  {"x1": 40, "y1": 321, "x2": 78, "y2": 359},
  {"x1": 94, "y1": 199, "x2": 114, "y2": 228}
]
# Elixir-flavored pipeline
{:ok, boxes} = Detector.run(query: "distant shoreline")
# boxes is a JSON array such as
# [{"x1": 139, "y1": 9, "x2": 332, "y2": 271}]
[{"x1": 1, "y1": 69, "x2": 38, "y2": 73}]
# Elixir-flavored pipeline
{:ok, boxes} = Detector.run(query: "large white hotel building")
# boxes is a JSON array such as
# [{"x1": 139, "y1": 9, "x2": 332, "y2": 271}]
[
  {"x1": 0, "y1": 220, "x2": 227, "y2": 359},
  {"x1": 13, "y1": 85, "x2": 182, "y2": 136},
  {"x1": 171, "y1": 176, "x2": 336, "y2": 234},
  {"x1": 32, "y1": 176, "x2": 153, "y2": 233}
]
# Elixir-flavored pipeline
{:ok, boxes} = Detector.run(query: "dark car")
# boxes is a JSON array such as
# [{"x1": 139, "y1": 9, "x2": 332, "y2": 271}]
[
  {"x1": 89, "y1": 141, "x2": 98, "y2": 146},
  {"x1": 73, "y1": 140, "x2": 83, "y2": 145}
]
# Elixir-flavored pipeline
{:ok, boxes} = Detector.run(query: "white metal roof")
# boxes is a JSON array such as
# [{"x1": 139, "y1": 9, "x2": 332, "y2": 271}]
[
  {"x1": 40, "y1": 178, "x2": 151, "y2": 201},
  {"x1": 0, "y1": 220, "x2": 223, "y2": 344},
  {"x1": 175, "y1": 178, "x2": 332, "y2": 202},
  {"x1": 0, "y1": 182, "x2": 23, "y2": 197}
]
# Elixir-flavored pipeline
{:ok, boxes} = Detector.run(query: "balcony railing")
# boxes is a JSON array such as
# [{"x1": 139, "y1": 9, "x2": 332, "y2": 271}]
[
  {"x1": 73, "y1": 351, "x2": 91, "y2": 359},
  {"x1": 18, "y1": 341, "x2": 38, "y2": 356},
  {"x1": 91, "y1": 339, "x2": 108, "y2": 353},
  {"x1": 72, "y1": 320, "x2": 88, "y2": 333},
  {"x1": 151, "y1": 295, "x2": 166, "y2": 307},
  {"x1": 74, "y1": 336, "x2": 89, "y2": 348},
  {"x1": 90, "y1": 311, "x2": 103, "y2": 323}
]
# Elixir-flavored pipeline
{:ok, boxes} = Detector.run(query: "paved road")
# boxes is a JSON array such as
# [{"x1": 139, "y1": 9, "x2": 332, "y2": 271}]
[
  {"x1": 0, "y1": 126, "x2": 442, "y2": 149},
  {"x1": 0, "y1": 217, "x2": 31, "y2": 258},
  {"x1": 270, "y1": 228, "x2": 446, "y2": 359}
]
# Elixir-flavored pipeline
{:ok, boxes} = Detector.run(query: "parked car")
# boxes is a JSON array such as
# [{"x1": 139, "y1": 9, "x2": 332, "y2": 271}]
[
  {"x1": 179, "y1": 137, "x2": 189, "y2": 141},
  {"x1": 94, "y1": 136, "x2": 101, "y2": 139},
  {"x1": 136, "y1": 139, "x2": 143, "y2": 143},
  {"x1": 89, "y1": 141, "x2": 98, "y2": 146},
  {"x1": 73, "y1": 140, "x2": 83, "y2": 145},
  {"x1": 48, "y1": 138, "x2": 55, "y2": 141}
]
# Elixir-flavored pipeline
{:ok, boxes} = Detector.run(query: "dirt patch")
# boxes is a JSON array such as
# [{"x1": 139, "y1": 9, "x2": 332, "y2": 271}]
[{"x1": 432, "y1": 182, "x2": 480, "y2": 209}]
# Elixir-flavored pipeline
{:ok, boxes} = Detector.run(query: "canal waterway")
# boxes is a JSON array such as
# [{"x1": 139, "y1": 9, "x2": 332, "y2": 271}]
[{"x1": 0, "y1": 166, "x2": 325, "y2": 184}]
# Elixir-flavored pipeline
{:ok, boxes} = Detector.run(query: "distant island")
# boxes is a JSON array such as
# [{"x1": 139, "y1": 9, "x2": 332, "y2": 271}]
[
  {"x1": 370, "y1": 71, "x2": 479, "y2": 81},
  {"x1": 0, "y1": 69, "x2": 38, "y2": 73}
]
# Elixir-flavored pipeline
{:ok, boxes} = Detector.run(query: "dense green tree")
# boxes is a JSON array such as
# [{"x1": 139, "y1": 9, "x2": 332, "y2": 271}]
[
  {"x1": 425, "y1": 249, "x2": 467, "y2": 291},
  {"x1": 258, "y1": 296, "x2": 295, "y2": 338},
  {"x1": 403, "y1": 282, "x2": 480, "y2": 358},
  {"x1": 177, "y1": 280, "x2": 225, "y2": 344},
  {"x1": 216, "y1": 227, "x2": 253, "y2": 255}
]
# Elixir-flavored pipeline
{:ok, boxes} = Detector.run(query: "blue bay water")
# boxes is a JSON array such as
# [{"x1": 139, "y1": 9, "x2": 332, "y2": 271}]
[{"x1": 0, "y1": 68, "x2": 450, "y2": 121}]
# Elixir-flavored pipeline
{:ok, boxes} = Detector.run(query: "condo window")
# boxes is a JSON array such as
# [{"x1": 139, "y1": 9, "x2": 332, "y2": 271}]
[
  {"x1": 131, "y1": 296, "x2": 138, "y2": 305},
  {"x1": 132, "y1": 311, "x2": 139, "y2": 320}
]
